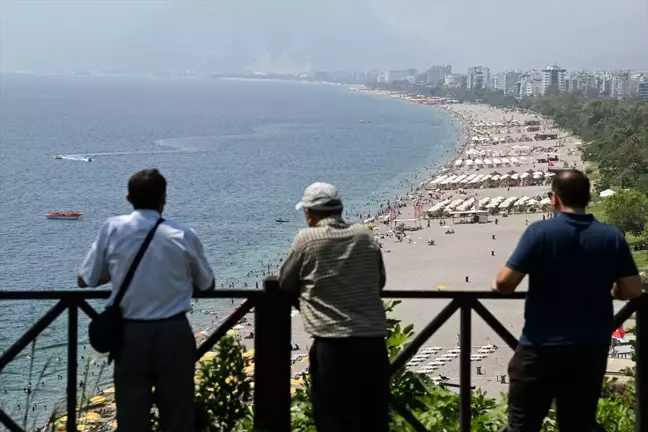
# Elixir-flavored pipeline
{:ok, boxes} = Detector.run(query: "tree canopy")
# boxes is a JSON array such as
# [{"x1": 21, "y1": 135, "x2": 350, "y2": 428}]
[{"x1": 603, "y1": 189, "x2": 648, "y2": 236}]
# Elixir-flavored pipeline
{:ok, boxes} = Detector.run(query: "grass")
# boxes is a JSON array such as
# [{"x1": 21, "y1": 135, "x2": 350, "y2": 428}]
[
  {"x1": 632, "y1": 250, "x2": 648, "y2": 270},
  {"x1": 588, "y1": 201, "x2": 648, "y2": 271}
]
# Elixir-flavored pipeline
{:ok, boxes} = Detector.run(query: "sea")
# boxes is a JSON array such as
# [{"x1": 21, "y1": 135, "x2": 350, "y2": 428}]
[{"x1": 0, "y1": 74, "x2": 460, "y2": 428}]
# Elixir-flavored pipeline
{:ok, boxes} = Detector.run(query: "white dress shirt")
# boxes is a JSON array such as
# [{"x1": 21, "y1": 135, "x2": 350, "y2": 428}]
[{"x1": 78, "y1": 209, "x2": 215, "y2": 320}]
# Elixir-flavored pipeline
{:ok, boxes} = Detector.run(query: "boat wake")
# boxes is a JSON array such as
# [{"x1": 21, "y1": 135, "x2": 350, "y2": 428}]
[
  {"x1": 59, "y1": 155, "x2": 93, "y2": 162},
  {"x1": 59, "y1": 138, "x2": 200, "y2": 160}
]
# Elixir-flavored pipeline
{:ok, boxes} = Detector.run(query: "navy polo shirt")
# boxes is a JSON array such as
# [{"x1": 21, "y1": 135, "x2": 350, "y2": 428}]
[{"x1": 506, "y1": 212, "x2": 638, "y2": 346}]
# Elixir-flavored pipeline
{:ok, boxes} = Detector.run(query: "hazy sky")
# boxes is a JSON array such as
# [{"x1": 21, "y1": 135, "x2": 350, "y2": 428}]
[{"x1": 1, "y1": 0, "x2": 647, "y2": 73}]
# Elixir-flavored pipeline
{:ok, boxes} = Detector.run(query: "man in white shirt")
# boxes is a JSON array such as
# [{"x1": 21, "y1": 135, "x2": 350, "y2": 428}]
[{"x1": 78, "y1": 168, "x2": 215, "y2": 432}]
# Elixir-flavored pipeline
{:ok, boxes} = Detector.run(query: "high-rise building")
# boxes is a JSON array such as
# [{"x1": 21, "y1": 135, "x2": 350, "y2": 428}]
[
  {"x1": 519, "y1": 71, "x2": 543, "y2": 97},
  {"x1": 639, "y1": 82, "x2": 648, "y2": 101},
  {"x1": 445, "y1": 73, "x2": 466, "y2": 89},
  {"x1": 497, "y1": 71, "x2": 522, "y2": 95},
  {"x1": 467, "y1": 66, "x2": 490, "y2": 89},
  {"x1": 425, "y1": 65, "x2": 452, "y2": 87},
  {"x1": 541, "y1": 65, "x2": 567, "y2": 95},
  {"x1": 610, "y1": 71, "x2": 631, "y2": 99},
  {"x1": 565, "y1": 71, "x2": 597, "y2": 94}
]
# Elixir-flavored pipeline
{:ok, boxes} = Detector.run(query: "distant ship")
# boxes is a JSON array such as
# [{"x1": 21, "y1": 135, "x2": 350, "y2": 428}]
[
  {"x1": 53, "y1": 155, "x2": 63, "y2": 160},
  {"x1": 46, "y1": 211, "x2": 83, "y2": 220},
  {"x1": 275, "y1": 218, "x2": 289, "y2": 223},
  {"x1": 358, "y1": 119, "x2": 372, "y2": 124}
]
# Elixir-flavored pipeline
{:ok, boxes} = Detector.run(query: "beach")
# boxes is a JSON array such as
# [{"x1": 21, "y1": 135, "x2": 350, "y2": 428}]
[
  {"x1": 4, "y1": 84, "x2": 634, "y2": 430},
  {"x1": 258, "y1": 99, "x2": 632, "y2": 397}
]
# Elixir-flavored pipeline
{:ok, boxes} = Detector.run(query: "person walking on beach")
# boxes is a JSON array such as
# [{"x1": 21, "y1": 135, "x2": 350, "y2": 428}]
[
  {"x1": 279, "y1": 182, "x2": 389, "y2": 432},
  {"x1": 77, "y1": 168, "x2": 215, "y2": 432},
  {"x1": 492, "y1": 169, "x2": 643, "y2": 432}
]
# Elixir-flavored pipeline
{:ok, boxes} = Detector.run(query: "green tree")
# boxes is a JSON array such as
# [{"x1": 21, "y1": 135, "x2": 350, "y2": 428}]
[{"x1": 603, "y1": 189, "x2": 648, "y2": 236}]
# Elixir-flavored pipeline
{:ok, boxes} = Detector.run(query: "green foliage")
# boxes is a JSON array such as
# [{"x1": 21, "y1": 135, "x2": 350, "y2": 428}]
[
  {"x1": 152, "y1": 336, "x2": 253, "y2": 432},
  {"x1": 603, "y1": 189, "x2": 648, "y2": 235},
  {"x1": 195, "y1": 337, "x2": 253, "y2": 432}
]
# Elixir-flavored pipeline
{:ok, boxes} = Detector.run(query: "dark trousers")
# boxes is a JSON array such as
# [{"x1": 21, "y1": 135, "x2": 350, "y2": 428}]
[
  {"x1": 309, "y1": 337, "x2": 390, "y2": 432},
  {"x1": 506, "y1": 344, "x2": 609, "y2": 432},
  {"x1": 114, "y1": 315, "x2": 196, "y2": 432}
]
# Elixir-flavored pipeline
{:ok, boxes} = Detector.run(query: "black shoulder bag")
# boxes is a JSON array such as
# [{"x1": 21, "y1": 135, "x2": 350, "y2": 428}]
[{"x1": 88, "y1": 218, "x2": 164, "y2": 357}]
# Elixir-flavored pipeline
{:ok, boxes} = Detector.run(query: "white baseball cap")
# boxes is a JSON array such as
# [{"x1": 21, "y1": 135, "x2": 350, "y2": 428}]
[{"x1": 295, "y1": 182, "x2": 343, "y2": 211}]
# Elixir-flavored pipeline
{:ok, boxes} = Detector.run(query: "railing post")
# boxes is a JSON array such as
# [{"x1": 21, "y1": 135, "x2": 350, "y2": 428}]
[
  {"x1": 459, "y1": 296, "x2": 472, "y2": 432},
  {"x1": 254, "y1": 277, "x2": 292, "y2": 431},
  {"x1": 66, "y1": 299, "x2": 78, "y2": 432},
  {"x1": 636, "y1": 296, "x2": 648, "y2": 432}
]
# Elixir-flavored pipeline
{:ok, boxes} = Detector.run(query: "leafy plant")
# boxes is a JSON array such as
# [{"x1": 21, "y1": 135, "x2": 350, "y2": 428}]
[{"x1": 157, "y1": 335, "x2": 253, "y2": 432}]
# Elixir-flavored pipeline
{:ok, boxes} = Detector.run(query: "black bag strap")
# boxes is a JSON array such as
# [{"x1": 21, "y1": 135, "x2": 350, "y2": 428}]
[{"x1": 113, "y1": 218, "x2": 165, "y2": 307}]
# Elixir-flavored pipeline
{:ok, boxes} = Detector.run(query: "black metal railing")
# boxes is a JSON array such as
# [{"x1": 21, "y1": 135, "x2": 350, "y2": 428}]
[{"x1": 1, "y1": 281, "x2": 646, "y2": 432}]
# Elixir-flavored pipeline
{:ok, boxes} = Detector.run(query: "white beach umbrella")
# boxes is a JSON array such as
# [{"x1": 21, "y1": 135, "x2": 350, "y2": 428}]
[{"x1": 600, "y1": 189, "x2": 616, "y2": 198}]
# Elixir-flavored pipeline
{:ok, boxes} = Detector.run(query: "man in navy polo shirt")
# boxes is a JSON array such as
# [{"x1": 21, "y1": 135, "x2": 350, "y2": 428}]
[{"x1": 493, "y1": 169, "x2": 643, "y2": 432}]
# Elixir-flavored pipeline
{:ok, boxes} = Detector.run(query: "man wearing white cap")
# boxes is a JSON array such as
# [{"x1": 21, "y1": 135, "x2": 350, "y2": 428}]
[{"x1": 280, "y1": 182, "x2": 389, "y2": 432}]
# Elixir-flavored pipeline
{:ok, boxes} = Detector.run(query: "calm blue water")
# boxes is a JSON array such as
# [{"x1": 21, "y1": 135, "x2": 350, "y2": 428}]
[{"x1": 0, "y1": 74, "x2": 459, "y2": 426}]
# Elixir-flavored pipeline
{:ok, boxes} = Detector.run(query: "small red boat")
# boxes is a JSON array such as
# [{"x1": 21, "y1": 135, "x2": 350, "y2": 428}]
[{"x1": 46, "y1": 211, "x2": 84, "y2": 220}]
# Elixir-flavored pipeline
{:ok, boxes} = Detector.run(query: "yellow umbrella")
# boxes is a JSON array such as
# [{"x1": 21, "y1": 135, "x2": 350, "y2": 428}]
[
  {"x1": 89, "y1": 396, "x2": 106, "y2": 406},
  {"x1": 54, "y1": 415, "x2": 67, "y2": 424},
  {"x1": 199, "y1": 352, "x2": 217, "y2": 362},
  {"x1": 437, "y1": 285, "x2": 448, "y2": 290},
  {"x1": 103, "y1": 387, "x2": 115, "y2": 394},
  {"x1": 290, "y1": 379, "x2": 304, "y2": 386},
  {"x1": 242, "y1": 349, "x2": 255, "y2": 358},
  {"x1": 79, "y1": 412, "x2": 101, "y2": 423},
  {"x1": 226, "y1": 330, "x2": 235, "y2": 335}
]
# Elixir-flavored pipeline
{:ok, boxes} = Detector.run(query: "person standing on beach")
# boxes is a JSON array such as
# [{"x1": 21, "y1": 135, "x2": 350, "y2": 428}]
[
  {"x1": 279, "y1": 182, "x2": 389, "y2": 432},
  {"x1": 77, "y1": 169, "x2": 215, "y2": 432},
  {"x1": 492, "y1": 169, "x2": 643, "y2": 432}
]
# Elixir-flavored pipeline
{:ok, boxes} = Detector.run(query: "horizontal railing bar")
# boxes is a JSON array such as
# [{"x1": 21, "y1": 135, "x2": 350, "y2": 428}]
[
  {"x1": 381, "y1": 290, "x2": 527, "y2": 299},
  {"x1": 0, "y1": 289, "x2": 264, "y2": 300},
  {"x1": 0, "y1": 289, "x2": 526, "y2": 300}
]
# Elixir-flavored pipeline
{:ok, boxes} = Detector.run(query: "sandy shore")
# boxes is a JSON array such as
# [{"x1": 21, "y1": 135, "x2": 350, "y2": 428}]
[
  {"x1": 276, "y1": 101, "x2": 633, "y2": 397},
  {"x1": 195, "y1": 100, "x2": 633, "y2": 400}
]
